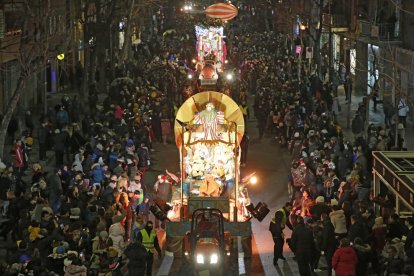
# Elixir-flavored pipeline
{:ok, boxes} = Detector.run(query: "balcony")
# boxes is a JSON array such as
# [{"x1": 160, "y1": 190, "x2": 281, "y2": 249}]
[
  {"x1": 358, "y1": 20, "x2": 401, "y2": 42},
  {"x1": 322, "y1": 13, "x2": 350, "y2": 32}
]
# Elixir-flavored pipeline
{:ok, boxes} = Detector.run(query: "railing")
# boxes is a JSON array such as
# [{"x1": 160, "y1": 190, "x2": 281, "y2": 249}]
[
  {"x1": 358, "y1": 20, "x2": 400, "y2": 41},
  {"x1": 322, "y1": 13, "x2": 350, "y2": 30},
  {"x1": 378, "y1": 23, "x2": 400, "y2": 41}
]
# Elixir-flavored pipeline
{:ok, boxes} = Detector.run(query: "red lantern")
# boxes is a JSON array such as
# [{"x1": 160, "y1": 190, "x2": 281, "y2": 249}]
[{"x1": 205, "y1": 3, "x2": 238, "y2": 21}]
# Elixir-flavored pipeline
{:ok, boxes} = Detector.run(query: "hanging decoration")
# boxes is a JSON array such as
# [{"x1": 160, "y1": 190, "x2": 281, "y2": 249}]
[{"x1": 205, "y1": 3, "x2": 238, "y2": 21}]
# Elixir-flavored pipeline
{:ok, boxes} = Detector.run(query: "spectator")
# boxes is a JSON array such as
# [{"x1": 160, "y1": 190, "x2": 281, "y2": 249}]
[
  {"x1": 387, "y1": 214, "x2": 405, "y2": 240},
  {"x1": 352, "y1": 237, "x2": 372, "y2": 275},
  {"x1": 404, "y1": 217, "x2": 414, "y2": 262},
  {"x1": 310, "y1": 196, "x2": 330, "y2": 222},
  {"x1": 371, "y1": 216, "x2": 387, "y2": 254},
  {"x1": 332, "y1": 238, "x2": 358, "y2": 276},
  {"x1": 397, "y1": 97, "x2": 409, "y2": 128},
  {"x1": 329, "y1": 204, "x2": 348, "y2": 239},
  {"x1": 123, "y1": 240, "x2": 148, "y2": 275},
  {"x1": 348, "y1": 214, "x2": 368, "y2": 242},
  {"x1": 321, "y1": 213, "x2": 338, "y2": 275},
  {"x1": 290, "y1": 216, "x2": 314, "y2": 275}
]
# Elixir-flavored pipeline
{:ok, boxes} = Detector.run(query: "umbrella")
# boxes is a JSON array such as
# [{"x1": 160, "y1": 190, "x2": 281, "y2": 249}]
[{"x1": 163, "y1": 29, "x2": 176, "y2": 36}]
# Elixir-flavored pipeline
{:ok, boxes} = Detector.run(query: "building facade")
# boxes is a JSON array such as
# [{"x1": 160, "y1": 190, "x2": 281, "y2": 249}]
[{"x1": 0, "y1": 0, "x2": 80, "y2": 117}]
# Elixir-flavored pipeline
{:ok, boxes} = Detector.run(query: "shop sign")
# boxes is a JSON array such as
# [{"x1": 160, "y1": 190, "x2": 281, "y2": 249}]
[{"x1": 306, "y1": 47, "x2": 313, "y2": 59}]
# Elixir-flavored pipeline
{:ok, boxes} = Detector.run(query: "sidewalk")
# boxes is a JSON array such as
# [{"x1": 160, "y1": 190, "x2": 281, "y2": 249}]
[
  {"x1": 336, "y1": 84, "x2": 414, "y2": 150},
  {"x1": 2, "y1": 89, "x2": 83, "y2": 176}
]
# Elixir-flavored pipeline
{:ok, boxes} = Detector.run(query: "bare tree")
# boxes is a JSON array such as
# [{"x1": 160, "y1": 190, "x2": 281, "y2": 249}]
[
  {"x1": 121, "y1": 0, "x2": 164, "y2": 61},
  {"x1": 0, "y1": 0, "x2": 74, "y2": 157}
]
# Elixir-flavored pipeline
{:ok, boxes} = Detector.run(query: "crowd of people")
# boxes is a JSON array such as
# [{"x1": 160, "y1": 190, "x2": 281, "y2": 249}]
[
  {"x1": 239, "y1": 26, "x2": 414, "y2": 276},
  {"x1": 0, "y1": 13, "x2": 208, "y2": 276}
]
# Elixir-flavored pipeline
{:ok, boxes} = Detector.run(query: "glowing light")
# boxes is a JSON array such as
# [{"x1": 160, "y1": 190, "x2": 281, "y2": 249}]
[
  {"x1": 196, "y1": 254, "x2": 204, "y2": 264},
  {"x1": 188, "y1": 74, "x2": 193, "y2": 79},
  {"x1": 192, "y1": 59, "x2": 196, "y2": 63},
  {"x1": 226, "y1": 73, "x2": 233, "y2": 80},
  {"x1": 57, "y1": 53, "x2": 65, "y2": 60},
  {"x1": 210, "y1": 253, "x2": 218, "y2": 264},
  {"x1": 250, "y1": 176, "x2": 257, "y2": 185}
]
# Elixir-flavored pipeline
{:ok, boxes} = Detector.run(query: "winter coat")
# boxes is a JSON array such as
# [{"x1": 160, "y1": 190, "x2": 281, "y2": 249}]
[
  {"x1": 351, "y1": 115, "x2": 363, "y2": 135},
  {"x1": 56, "y1": 110, "x2": 70, "y2": 126},
  {"x1": 397, "y1": 98, "x2": 409, "y2": 117},
  {"x1": 114, "y1": 106, "x2": 124, "y2": 120},
  {"x1": 321, "y1": 220, "x2": 338, "y2": 252},
  {"x1": 108, "y1": 222, "x2": 125, "y2": 256},
  {"x1": 90, "y1": 165, "x2": 104, "y2": 184},
  {"x1": 0, "y1": 175, "x2": 11, "y2": 200},
  {"x1": 14, "y1": 143, "x2": 24, "y2": 168},
  {"x1": 38, "y1": 124, "x2": 48, "y2": 145},
  {"x1": 330, "y1": 209, "x2": 348, "y2": 235},
  {"x1": 290, "y1": 222, "x2": 315, "y2": 255},
  {"x1": 332, "y1": 97, "x2": 340, "y2": 115},
  {"x1": 372, "y1": 224, "x2": 387, "y2": 253},
  {"x1": 353, "y1": 243, "x2": 372, "y2": 276},
  {"x1": 348, "y1": 221, "x2": 368, "y2": 242},
  {"x1": 53, "y1": 131, "x2": 69, "y2": 152},
  {"x1": 310, "y1": 203, "x2": 331, "y2": 222},
  {"x1": 332, "y1": 246, "x2": 358, "y2": 276},
  {"x1": 124, "y1": 242, "x2": 147, "y2": 273},
  {"x1": 137, "y1": 147, "x2": 149, "y2": 168},
  {"x1": 404, "y1": 227, "x2": 414, "y2": 258},
  {"x1": 64, "y1": 264, "x2": 87, "y2": 276},
  {"x1": 72, "y1": 155, "x2": 83, "y2": 172},
  {"x1": 337, "y1": 150, "x2": 352, "y2": 179},
  {"x1": 47, "y1": 173, "x2": 63, "y2": 199}
]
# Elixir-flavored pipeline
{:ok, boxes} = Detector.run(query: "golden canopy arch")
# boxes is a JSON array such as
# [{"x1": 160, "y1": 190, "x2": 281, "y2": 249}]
[{"x1": 174, "y1": 91, "x2": 245, "y2": 148}]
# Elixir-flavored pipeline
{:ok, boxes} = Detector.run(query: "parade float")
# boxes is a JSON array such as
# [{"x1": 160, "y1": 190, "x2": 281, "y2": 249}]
[
  {"x1": 195, "y1": 25, "x2": 227, "y2": 87},
  {"x1": 194, "y1": 2, "x2": 237, "y2": 87},
  {"x1": 164, "y1": 91, "x2": 255, "y2": 258}
]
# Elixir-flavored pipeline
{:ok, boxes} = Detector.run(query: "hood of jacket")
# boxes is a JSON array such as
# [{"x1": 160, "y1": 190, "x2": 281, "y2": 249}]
[
  {"x1": 353, "y1": 243, "x2": 371, "y2": 253},
  {"x1": 109, "y1": 222, "x2": 125, "y2": 237},
  {"x1": 330, "y1": 209, "x2": 345, "y2": 219},
  {"x1": 65, "y1": 264, "x2": 87, "y2": 275}
]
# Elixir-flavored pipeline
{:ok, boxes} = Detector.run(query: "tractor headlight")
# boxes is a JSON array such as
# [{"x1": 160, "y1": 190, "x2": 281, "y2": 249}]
[
  {"x1": 196, "y1": 254, "x2": 204, "y2": 264},
  {"x1": 210, "y1": 253, "x2": 218, "y2": 264}
]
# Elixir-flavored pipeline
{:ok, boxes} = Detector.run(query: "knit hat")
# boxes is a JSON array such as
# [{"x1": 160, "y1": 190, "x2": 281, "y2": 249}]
[
  {"x1": 99, "y1": 231, "x2": 108, "y2": 239},
  {"x1": 127, "y1": 139, "x2": 135, "y2": 147},
  {"x1": 375, "y1": 216, "x2": 384, "y2": 225},
  {"x1": 330, "y1": 198, "x2": 339, "y2": 206},
  {"x1": 315, "y1": 196, "x2": 325, "y2": 203},
  {"x1": 112, "y1": 214, "x2": 124, "y2": 224},
  {"x1": 70, "y1": 208, "x2": 81, "y2": 219}
]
